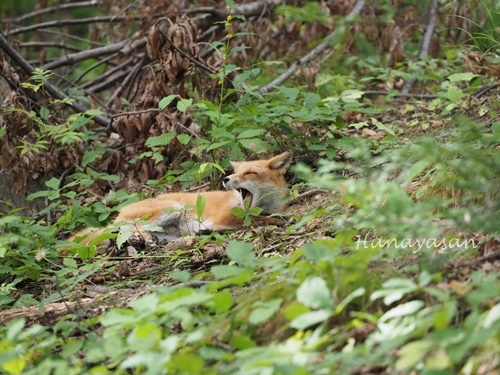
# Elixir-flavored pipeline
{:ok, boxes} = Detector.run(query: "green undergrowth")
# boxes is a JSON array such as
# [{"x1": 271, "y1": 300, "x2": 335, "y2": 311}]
[{"x1": 1, "y1": 3, "x2": 500, "y2": 373}]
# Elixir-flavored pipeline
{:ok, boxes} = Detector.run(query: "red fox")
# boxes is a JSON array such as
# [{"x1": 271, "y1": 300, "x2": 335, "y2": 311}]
[{"x1": 66, "y1": 151, "x2": 292, "y2": 249}]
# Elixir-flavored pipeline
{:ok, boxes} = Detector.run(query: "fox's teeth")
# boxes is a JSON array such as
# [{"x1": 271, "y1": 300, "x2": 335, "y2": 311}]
[{"x1": 238, "y1": 189, "x2": 253, "y2": 207}]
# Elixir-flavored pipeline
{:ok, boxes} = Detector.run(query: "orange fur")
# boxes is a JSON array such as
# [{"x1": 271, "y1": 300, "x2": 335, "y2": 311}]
[{"x1": 65, "y1": 151, "x2": 292, "y2": 250}]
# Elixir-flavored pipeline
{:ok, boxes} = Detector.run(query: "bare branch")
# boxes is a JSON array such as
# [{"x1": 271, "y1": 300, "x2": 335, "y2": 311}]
[
  {"x1": 74, "y1": 53, "x2": 118, "y2": 84},
  {"x1": 159, "y1": 30, "x2": 217, "y2": 75},
  {"x1": 0, "y1": 32, "x2": 110, "y2": 128},
  {"x1": 7, "y1": 15, "x2": 141, "y2": 37},
  {"x1": 19, "y1": 41, "x2": 82, "y2": 53},
  {"x1": 82, "y1": 55, "x2": 139, "y2": 91},
  {"x1": 402, "y1": 0, "x2": 439, "y2": 94},
  {"x1": 41, "y1": 41, "x2": 128, "y2": 70},
  {"x1": 192, "y1": 0, "x2": 282, "y2": 29},
  {"x1": 36, "y1": 29, "x2": 105, "y2": 47},
  {"x1": 105, "y1": 56, "x2": 145, "y2": 108},
  {"x1": 5, "y1": 0, "x2": 101, "y2": 24},
  {"x1": 258, "y1": 0, "x2": 366, "y2": 94}
]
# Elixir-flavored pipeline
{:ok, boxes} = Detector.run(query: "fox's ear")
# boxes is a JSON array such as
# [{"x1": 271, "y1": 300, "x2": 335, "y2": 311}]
[
  {"x1": 230, "y1": 161, "x2": 243, "y2": 170},
  {"x1": 268, "y1": 151, "x2": 293, "y2": 172}
]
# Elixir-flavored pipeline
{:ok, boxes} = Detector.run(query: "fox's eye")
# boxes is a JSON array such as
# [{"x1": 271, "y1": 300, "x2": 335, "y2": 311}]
[{"x1": 244, "y1": 171, "x2": 257, "y2": 176}]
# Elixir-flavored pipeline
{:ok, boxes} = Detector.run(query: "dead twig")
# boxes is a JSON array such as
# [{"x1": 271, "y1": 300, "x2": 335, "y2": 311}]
[
  {"x1": 159, "y1": 30, "x2": 217, "y2": 75},
  {"x1": 105, "y1": 56, "x2": 145, "y2": 109},
  {"x1": 363, "y1": 90, "x2": 439, "y2": 99},
  {"x1": 82, "y1": 55, "x2": 137, "y2": 90},
  {"x1": 449, "y1": 249, "x2": 500, "y2": 268},
  {"x1": 287, "y1": 188, "x2": 332, "y2": 206}
]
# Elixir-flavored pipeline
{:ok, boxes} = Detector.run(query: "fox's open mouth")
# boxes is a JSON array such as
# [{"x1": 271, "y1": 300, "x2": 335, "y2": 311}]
[{"x1": 238, "y1": 188, "x2": 253, "y2": 207}]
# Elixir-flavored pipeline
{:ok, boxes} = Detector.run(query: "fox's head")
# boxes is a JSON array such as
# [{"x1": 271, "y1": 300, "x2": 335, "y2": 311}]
[{"x1": 222, "y1": 151, "x2": 292, "y2": 214}]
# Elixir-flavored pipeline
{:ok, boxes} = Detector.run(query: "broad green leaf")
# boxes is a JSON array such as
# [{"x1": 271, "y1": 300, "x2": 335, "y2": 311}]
[
  {"x1": 230, "y1": 334, "x2": 257, "y2": 350},
  {"x1": 146, "y1": 133, "x2": 177, "y2": 147},
  {"x1": 177, "y1": 134, "x2": 191, "y2": 145},
  {"x1": 85, "y1": 109, "x2": 104, "y2": 116},
  {"x1": 380, "y1": 300, "x2": 424, "y2": 322},
  {"x1": 226, "y1": 241, "x2": 255, "y2": 268},
  {"x1": 177, "y1": 98, "x2": 193, "y2": 113},
  {"x1": 371, "y1": 118, "x2": 395, "y2": 136},
  {"x1": 335, "y1": 287, "x2": 365, "y2": 314},
  {"x1": 2, "y1": 357, "x2": 25, "y2": 375},
  {"x1": 296, "y1": 277, "x2": 333, "y2": 310},
  {"x1": 483, "y1": 303, "x2": 500, "y2": 329},
  {"x1": 446, "y1": 85, "x2": 465, "y2": 102},
  {"x1": 237, "y1": 128, "x2": 266, "y2": 139},
  {"x1": 283, "y1": 302, "x2": 310, "y2": 321},
  {"x1": 290, "y1": 309, "x2": 331, "y2": 330},
  {"x1": 158, "y1": 94, "x2": 178, "y2": 109},
  {"x1": 196, "y1": 194, "x2": 206, "y2": 219},
  {"x1": 211, "y1": 264, "x2": 245, "y2": 279},
  {"x1": 205, "y1": 291, "x2": 233, "y2": 313},
  {"x1": 249, "y1": 298, "x2": 283, "y2": 324},
  {"x1": 447, "y1": 72, "x2": 478, "y2": 82},
  {"x1": 395, "y1": 340, "x2": 433, "y2": 370}
]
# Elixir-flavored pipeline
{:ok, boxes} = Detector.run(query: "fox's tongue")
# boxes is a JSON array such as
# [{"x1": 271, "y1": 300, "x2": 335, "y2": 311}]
[{"x1": 239, "y1": 189, "x2": 253, "y2": 207}]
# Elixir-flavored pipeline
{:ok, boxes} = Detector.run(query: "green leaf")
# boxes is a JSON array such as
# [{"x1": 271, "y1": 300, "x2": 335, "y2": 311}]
[
  {"x1": 446, "y1": 85, "x2": 465, "y2": 102},
  {"x1": 483, "y1": 303, "x2": 500, "y2": 329},
  {"x1": 447, "y1": 72, "x2": 478, "y2": 82},
  {"x1": 237, "y1": 128, "x2": 266, "y2": 139},
  {"x1": 177, "y1": 134, "x2": 191, "y2": 145},
  {"x1": 226, "y1": 241, "x2": 255, "y2": 268},
  {"x1": 116, "y1": 227, "x2": 133, "y2": 249},
  {"x1": 380, "y1": 300, "x2": 424, "y2": 322},
  {"x1": 283, "y1": 302, "x2": 310, "y2": 321},
  {"x1": 395, "y1": 340, "x2": 433, "y2": 370},
  {"x1": 371, "y1": 118, "x2": 395, "y2": 136},
  {"x1": 196, "y1": 194, "x2": 206, "y2": 219},
  {"x1": 39, "y1": 106, "x2": 49, "y2": 120},
  {"x1": 177, "y1": 98, "x2": 193, "y2": 113},
  {"x1": 146, "y1": 133, "x2": 177, "y2": 147},
  {"x1": 334, "y1": 287, "x2": 365, "y2": 314},
  {"x1": 2, "y1": 357, "x2": 26, "y2": 375},
  {"x1": 158, "y1": 94, "x2": 178, "y2": 109},
  {"x1": 170, "y1": 269, "x2": 191, "y2": 282},
  {"x1": 229, "y1": 334, "x2": 257, "y2": 350},
  {"x1": 249, "y1": 298, "x2": 283, "y2": 324},
  {"x1": 211, "y1": 264, "x2": 245, "y2": 279},
  {"x1": 84, "y1": 109, "x2": 104, "y2": 116},
  {"x1": 296, "y1": 277, "x2": 333, "y2": 310},
  {"x1": 290, "y1": 309, "x2": 331, "y2": 330},
  {"x1": 169, "y1": 353, "x2": 204, "y2": 374},
  {"x1": 205, "y1": 291, "x2": 233, "y2": 313}
]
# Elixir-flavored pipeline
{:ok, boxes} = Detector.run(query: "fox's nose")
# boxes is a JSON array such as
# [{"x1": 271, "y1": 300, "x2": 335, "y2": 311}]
[{"x1": 222, "y1": 177, "x2": 230, "y2": 184}]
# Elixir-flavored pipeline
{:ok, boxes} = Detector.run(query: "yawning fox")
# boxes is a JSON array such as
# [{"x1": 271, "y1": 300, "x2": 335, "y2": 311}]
[{"x1": 66, "y1": 151, "x2": 292, "y2": 249}]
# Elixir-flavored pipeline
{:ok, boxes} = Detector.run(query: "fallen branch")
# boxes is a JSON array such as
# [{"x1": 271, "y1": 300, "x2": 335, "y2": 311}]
[
  {"x1": 258, "y1": 0, "x2": 366, "y2": 94},
  {"x1": 0, "y1": 32, "x2": 110, "y2": 127},
  {"x1": 105, "y1": 57, "x2": 145, "y2": 108},
  {"x1": 19, "y1": 42, "x2": 83, "y2": 53},
  {"x1": 402, "y1": 0, "x2": 439, "y2": 94},
  {"x1": 7, "y1": 15, "x2": 141, "y2": 37},
  {"x1": 81, "y1": 55, "x2": 136, "y2": 89},
  {"x1": 5, "y1": 0, "x2": 101, "y2": 24},
  {"x1": 362, "y1": 90, "x2": 439, "y2": 99},
  {"x1": 41, "y1": 40, "x2": 128, "y2": 71}
]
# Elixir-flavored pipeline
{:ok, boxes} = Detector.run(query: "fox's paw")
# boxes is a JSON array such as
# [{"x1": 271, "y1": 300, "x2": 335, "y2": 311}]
[{"x1": 127, "y1": 232, "x2": 158, "y2": 249}]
